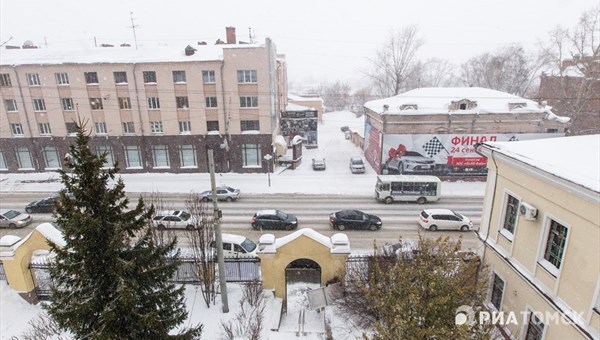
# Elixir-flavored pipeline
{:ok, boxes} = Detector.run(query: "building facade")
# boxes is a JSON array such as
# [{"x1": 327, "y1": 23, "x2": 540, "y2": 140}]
[
  {"x1": 479, "y1": 135, "x2": 599, "y2": 339},
  {"x1": 0, "y1": 28, "x2": 287, "y2": 174}
]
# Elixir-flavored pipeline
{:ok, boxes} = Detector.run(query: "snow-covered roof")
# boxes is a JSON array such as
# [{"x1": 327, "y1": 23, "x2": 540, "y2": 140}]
[
  {"x1": 364, "y1": 87, "x2": 549, "y2": 115},
  {"x1": 0, "y1": 43, "x2": 263, "y2": 66},
  {"x1": 285, "y1": 102, "x2": 312, "y2": 112},
  {"x1": 288, "y1": 93, "x2": 322, "y2": 102},
  {"x1": 36, "y1": 223, "x2": 66, "y2": 247},
  {"x1": 257, "y1": 228, "x2": 352, "y2": 254},
  {"x1": 484, "y1": 135, "x2": 600, "y2": 193}
]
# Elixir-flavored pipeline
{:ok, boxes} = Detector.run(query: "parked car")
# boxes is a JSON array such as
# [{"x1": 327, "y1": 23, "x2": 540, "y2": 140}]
[
  {"x1": 25, "y1": 195, "x2": 60, "y2": 213},
  {"x1": 387, "y1": 151, "x2": 435, "y2": 174},
  {"x1": 152, "y1": 210, "x2": 194, "y2": 230},
  {"x1": 340, "y1": 125, "x2": 350, "y2": 132},
  {"x1": 349, "y1": 157, "x2": 366, "y2": 174},
  {"x1": 200, "y1": 186, "x2": 241, "y2": 202},
  {"x1": 329, "y1": 210, "x2": 382, "y2": 231},
  {"x1": 251, "y1": 210, "x2": 298, "y2": 231},
  {"x1": 210, "y1": 233, "x2": 257, "y2": 257},
  {"x1": 0, "y1": 209, "x2": 33, "y2": 229},
  {"x1": 418, "y1": 209, "x2": 473, "y2": 231},
  {"x1": 312, "y1": 157, "x2": 326, "y2": 170}
]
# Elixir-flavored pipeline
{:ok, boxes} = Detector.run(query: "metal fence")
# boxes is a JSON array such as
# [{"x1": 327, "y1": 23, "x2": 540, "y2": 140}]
[{"x1": 0, "y1": 261, "x2": 6, "y2": 281}]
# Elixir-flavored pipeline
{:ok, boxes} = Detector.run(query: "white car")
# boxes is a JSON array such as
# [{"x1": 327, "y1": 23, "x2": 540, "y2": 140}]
[
  {"x1": 0, "y1": 209, "x2": 33, "y2": 229},
  {"x1": 349, "y1": 157, "x2": 366, "y2": 174},
  {"x1": 418, "y1": 209, "x2": 472, "y2": 232},
  {"x1": 152, "y1": 210, "x2": 194, "y2": 230},
  {"x1": 211, "y1": 233, "x2": 257, "y2": 257},
  {"x1": 387, "y1": 151, "x2": 435, "y2": 174}
]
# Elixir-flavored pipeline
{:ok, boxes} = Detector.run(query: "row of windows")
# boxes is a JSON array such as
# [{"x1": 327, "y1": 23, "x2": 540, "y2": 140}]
[
  {"x1": 8, "y1": 119, "x2": 259, "y2": 137},
  {"x1": 3, "y1": 96, "x2": 256, "y2": 112},
  {"x1": 0, "y1": 143, "x2": 262, "y2": 170},
  {"x1": 0, "y1": 69, "x2": 256, "y2": 87}
]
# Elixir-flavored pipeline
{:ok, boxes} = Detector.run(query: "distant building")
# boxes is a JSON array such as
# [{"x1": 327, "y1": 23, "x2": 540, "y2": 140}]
[
  {"x1": 479, "y1": 135, "x2": 600, "y2": 339},
  {"x1": 363, "y1": 87, "x2": 570, "y2": 176},
  {"x1": 288, "y1": 93, "x2": 324, "y2": 122},
  {"x1": 0, "y1": 27, "x2": 287, "y2": 174}
]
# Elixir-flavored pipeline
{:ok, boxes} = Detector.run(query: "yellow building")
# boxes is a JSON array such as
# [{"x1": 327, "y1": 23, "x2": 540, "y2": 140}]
[{"x1": 478, "y1": 135, "x2": 600, "y2": 339}]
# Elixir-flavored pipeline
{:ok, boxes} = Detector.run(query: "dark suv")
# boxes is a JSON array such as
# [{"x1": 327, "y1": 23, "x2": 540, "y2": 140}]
[{"x1": 251, "y1": 210, "x2": 298, "y2": 230}]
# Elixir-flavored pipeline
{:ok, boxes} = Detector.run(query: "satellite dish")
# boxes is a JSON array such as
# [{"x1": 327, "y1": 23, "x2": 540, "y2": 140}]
[{"x1": 23, "y1": 40, "x2": 34, "y2": 47}]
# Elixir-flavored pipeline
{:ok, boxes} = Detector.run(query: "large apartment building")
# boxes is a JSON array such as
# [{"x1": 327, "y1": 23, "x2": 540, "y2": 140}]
[{"x1": 0, "y1": 28, "x2": 288, "y2": 174}]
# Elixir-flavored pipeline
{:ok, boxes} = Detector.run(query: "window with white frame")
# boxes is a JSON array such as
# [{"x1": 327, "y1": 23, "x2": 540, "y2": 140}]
[
  {"x1": 118, "y1": 97, "x2": 131, "y2": 109},
  {"x1": 150, "y1": 121, "x2": 163, "y2": 134},
  {"x1": 242, "y1": 144, "x2": 261, "y2": 166},
  {"x1": 85, "y1": 72, "x2": 99, "y2": 84},
  {"x1": 113, "y1": 71, "x2": 128, "y2": 84},
  {"x1": 240, "y1": 96, "x2": 258, "y2": 108},
  {"x1": 143, "y1": 71, "x2": 157, "y2": 83},
  {"x1": 524, "y1": 312, "x2": 544, "y2": 340},
  {"x1": 205, "y1": 96, "x2": 218, "y2": 108},
  {"x1": 542, "y1": 219, "x2": 568, "y2": 273},
  {"x1": 26, "y1": 73, "x2": 41, "y2": 86},
  {"x1": 89, "y1": 98, "x2": 103, "y2": 110},
  {"x1": 122, "y1": 121, "x2": 135, "y2": 134},
  {"x1": 147, "y1": 97, "x2": 160, "y2": 109},
  {"x1": 65, "y1": 122, "x2": 78, "y2": 135},
  {"x1": 33, "y1": 99, "x2": 46, "y2": 112},
  {"x1": 172, "y1": 71, "x2": 186, "y2": 83},
  {"x1": 490, "y1": 273, "x2": 505, "y2": 310},
  {"x1": 202, "y1": 70, "x2": 216, "y2": 84},
  {"x1": 152, "y1": 145, "x2": 169, "y2": 168},
  {"x1": 39, "y1": 123, "x2": 52, "y2": 135},
  {"x1": 237, "y1": 70, "x2": 257, "y2": 83},
  {"x1": 179, "y1": 120, "x2": 191, "y2": 134},
  {"x1": 61, "y1": 98, "x2": 74, "y2": 111},
  {"x1": 96, "y1": 145, "x2": 115, "y2": 167},
  {"x1": 0, "y1": 73, "x2": 11, "y2": 87},
  {"x1": 502, "y1": 194, "x2": 519, "y2": 235},
  {"x1": 241, "y1": 120, "x2": 260, "y2": 131},
  {"x1": 55, "y1": 72, "x2": 69, "y2": 85},
  {"x1": 124, "y1": 145, "x2": 143, "y2": 168},
  {"x1": 42, "y1": 146, "x2": 60, "y2": 169},
  {"x1": 0, "y1": 149, "x2": 6, "y2": 169},
  {"x1": 179, "y1": 145, "x2": 197, "y2": 167},
  {"x1": 16, "y1": 146, "x2": 33, "y2": 169},
  {"x1": 11, "y1": 123, "x2": 24, "y2": 136},
  {"x1": 95, "y1": 122, "x2": 108, "y2": 134},
  {"x1": 207, "y1": 121, "x2": 219, "y2": 131},
  {"x1": 176, "y1": 96, "x2": 189, "y2": 109},
  {"x1": 4, "y1": 99, "x2": 17, "y2": 112}
]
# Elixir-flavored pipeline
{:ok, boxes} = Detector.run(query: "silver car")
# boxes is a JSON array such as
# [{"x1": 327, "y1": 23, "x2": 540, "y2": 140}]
[
  {"x1": 349, "y1": 157, "x2": 366, "y2": 174},
  {"x1": 0, "y1": 209, "x2": 33, "y2": 228},
  {"x1": 200, "y1": 186, "x2": 241, "y2": 202},
  {"x1": 387, "y1": 151, "x2": 435, "y2": 174}
]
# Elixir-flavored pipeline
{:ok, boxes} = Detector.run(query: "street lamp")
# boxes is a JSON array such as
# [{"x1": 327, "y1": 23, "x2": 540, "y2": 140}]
[{"x1": 263, "y1": 154, "x2": 272, "y2": 187}]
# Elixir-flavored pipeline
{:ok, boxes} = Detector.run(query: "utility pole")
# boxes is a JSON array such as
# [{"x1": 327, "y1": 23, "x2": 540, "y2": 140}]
[
  {"x1": 208, "y1": 150, "x2": 229, "y2": 313},
  {"x1": 129, "y1": 11, "x2": 139, "y2": 49}
]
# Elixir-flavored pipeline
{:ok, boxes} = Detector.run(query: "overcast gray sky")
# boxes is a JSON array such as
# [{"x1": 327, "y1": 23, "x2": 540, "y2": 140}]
[{"x1": 1, "y1": 0, "x2": 597, "y2": 86}]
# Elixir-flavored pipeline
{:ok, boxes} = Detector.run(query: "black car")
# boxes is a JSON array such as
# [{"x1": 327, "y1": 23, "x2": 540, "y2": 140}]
[
  {"x1": 251, "y1": 210, "x2": 298, "y2": 231},
  {"x1": 25, "y1": 196, "x2": 59, "y2": 213},
  {"x1": 329, "y1": 210, "x2": 382, "y2": 231}
]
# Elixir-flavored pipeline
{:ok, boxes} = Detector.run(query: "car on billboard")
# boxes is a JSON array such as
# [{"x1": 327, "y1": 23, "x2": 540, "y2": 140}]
[{"x1": 386, "y1": 151, "x2": 435, "y2": 174}]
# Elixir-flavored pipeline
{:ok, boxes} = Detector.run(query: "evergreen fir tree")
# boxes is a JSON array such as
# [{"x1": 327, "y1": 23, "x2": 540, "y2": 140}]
[{"x1": 45, "y1": 121, "x2": 202, "y2": 339}]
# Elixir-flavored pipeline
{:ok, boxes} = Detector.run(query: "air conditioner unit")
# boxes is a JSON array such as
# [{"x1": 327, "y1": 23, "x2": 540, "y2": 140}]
[{"x1": 519, "y1": 202, "x2": 538, "y2": 221}]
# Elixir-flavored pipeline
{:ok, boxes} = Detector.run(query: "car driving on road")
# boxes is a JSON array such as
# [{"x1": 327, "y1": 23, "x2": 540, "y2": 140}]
[
  {"x1": 251, "y1": 210, "x2": 298, "y2": 231},
  {"x1": 0, "y1": 209, "x2": 33, "y2": 229},
  {"x1": 200, "y1": 186, "x2": 241, "y2": 202},
  {"x1": 152, "y1": 210, "x2": 194, "y2": 230},
  {"x1": 25, "y1": 195, "x2": 60, "y2": 213},
  {"x1": 329, "y1": 210, "x2": 382, "y2": 231},
  {"x1": 418, "y1": 209, "x2": 472, "y2": 231}
]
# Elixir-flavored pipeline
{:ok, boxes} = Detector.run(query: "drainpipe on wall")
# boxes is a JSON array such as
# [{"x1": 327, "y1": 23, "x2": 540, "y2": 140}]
[
  {"x1": 219, "y1": 60, "x2": 230, "y2": 172},
  {"x1": 131, "y1": 63, "x2": 147, "y2": 169},
  {"x1": 12, "y1": 66, "x2": 41, "y2": 171}
]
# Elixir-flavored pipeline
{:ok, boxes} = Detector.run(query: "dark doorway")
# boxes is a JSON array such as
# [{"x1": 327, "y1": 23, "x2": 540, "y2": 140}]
[{"x1": 284, "y1": 259, "x2": 321, "y2": 313}]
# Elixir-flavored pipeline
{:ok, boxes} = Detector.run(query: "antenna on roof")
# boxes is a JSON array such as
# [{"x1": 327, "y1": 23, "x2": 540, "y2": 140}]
[
  {"x1": 129, "y1": 11, "x2": 139, "y2": 49},
  {"x1": 248, "y1": 27, "x2": 254, "y2": 44},
  {"x1": 0, "y1": 36, "x2": 14, "y2": 48}
]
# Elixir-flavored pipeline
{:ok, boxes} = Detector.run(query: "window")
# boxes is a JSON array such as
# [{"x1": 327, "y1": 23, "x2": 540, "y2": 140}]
[
  {"x1": 172, "y1": 71, "x2": 186, "y2": 83},
  {"x1": 4, "y1": 99, "x2": 17, "y2": 112},
  {"x1": 96, "y1": 145, "x2": 114, "y2": 167},
  {"x1": 237, "y1": 70, "x2": 257, "y2": 83},
  {"x1": 547, "y1": 128, "x2": 558, "y2": 133},
  {"x1": 118, "y1": 97, "x2": 131, "y2": 109},
  {"x1": 95, "y1": 122, "x2": 108, "y2": 134},
  {"x1": 42, "y1": 146, "x2": 60, "y2": 169},
  {"x1": 125, "y1": 145, "x2": 143, "y2": 168},
  {"x1": 39, "y1": 123, "x2": 52, "y2": 135},
  {"x1": 55, "y1": 72, "x2": 69, "y2": 85},
  {"x1": 0, "y1": 150, "x2": 6, "y2": 169},
  {"x1": 525, "y1": 312, "x2": 544, "y2": 340},
  {"x1": 207, "y1": 121, "x2": 219, "y2": 131},
  {"x1": 89, "y1": 98, "x2": 103, "y2": 110},
  {"x1": 150, "y1": 121, "x2": 163, "y2": 134},
  {"x1": 0, "y1": 74, "x2": 11, "y2": 87},
  {"x1": 543, "y1": 220, "x2": 568, "y2": 271},
  {"x1": 11, "y1": 123, "x2": 24, "y2": 136},
  {"x1": 242, "y1": 144, "x2": 261, "y2": 166},
  {"x1": 65, "y1": 122, "x2": 78, "y2": 135},
  {"x1": 176, "y1": 96, "x2": 189, "y2": 109},
  {"x1": 202, "y1": 70, "x2": 216, "y2": 84},
  {"x1": 143, "y1": 71, "x2": 157, "y2": 83},
  {"x1": 33, "y1": 99, "x2": 46, "y2": 112},
  {"x1": 205, "y1": 96, "x2": 218, "y2": 108},
  {"x1": 113, "y1": 71, "x2": 128, "y2": 84},
  {"x1": 147, "y1": 97, "x2": 160, "y2": 109},
  {"x1": 152, "y1": 145, "x2": 169, "y2": 168},
  {"x1": 122, "y1": 121, "x2": 135, "y2": 134},
  {"x1": 85, "y1": 72, "x2": 99, "y2": 84},
  {"x1": 240, "y1": 96, "x2": 258, "y2": 108},
  {"x1": 179, "y1": 120, "x2": 191, "y2": 134},
  {"x1": 241, "y1": 120, "x2": 260, "y2": 131},
  {"x1": 61, "y1": 98, "x2": 74, "y2": 111},
  {"x1": 502, "y1": 194, "x2": 519, "y2": 234},
  {"x1": 16, "y1": 146, "x2": 33, "y2": 169},
  {"x1": 179, "y1": 145, "x2": 197, "y2": 167},
  {"x1": 490, "y1": 274, "x2": 505, "y2": 310},
  {"x1": 26, "y1": 73, "x2": 40, "y2": 86}
]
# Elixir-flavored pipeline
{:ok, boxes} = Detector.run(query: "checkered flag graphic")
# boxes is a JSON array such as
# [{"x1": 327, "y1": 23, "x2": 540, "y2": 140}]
[
  {"x1": 422, "y1": 137, "x2": 447, "y2": 157},
  {"x1": 509, "y1": 136, "x2": 519, "y2": 142}
]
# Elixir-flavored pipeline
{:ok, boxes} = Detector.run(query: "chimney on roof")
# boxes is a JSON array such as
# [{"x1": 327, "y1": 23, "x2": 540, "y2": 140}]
[
  {"x1": 185, "y1": 45, "x2": 197, "y2": 56},
  {"x1": 226, "y1": 26, "x2": 237, "y2": 44}
]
